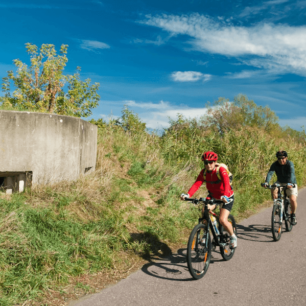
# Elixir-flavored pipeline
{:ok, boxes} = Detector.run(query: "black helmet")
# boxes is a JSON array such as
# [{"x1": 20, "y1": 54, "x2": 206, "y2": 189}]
[{"x1": 276, "y1": 150, "x2": 288, "y2": 158}]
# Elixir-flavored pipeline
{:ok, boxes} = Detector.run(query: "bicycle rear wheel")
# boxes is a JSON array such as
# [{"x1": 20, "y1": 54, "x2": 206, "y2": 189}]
[
  {"x1": 271, "y1": 203, "x2": 282, "y2": 241},
  {"x1": 187, "y1": 223, "x2": 211, "y2": 280},
  {"x1": 284, "y1": 200, "x2": 293, "y2": 232},
  {"x1": 219, "y1": 214, "x2": 237, "y2": 261}
]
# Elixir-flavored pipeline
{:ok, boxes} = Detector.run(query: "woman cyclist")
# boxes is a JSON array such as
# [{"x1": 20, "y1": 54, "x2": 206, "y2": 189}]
[{"x1": 181, "y1": 151, "x2": 238, "y2": 248}]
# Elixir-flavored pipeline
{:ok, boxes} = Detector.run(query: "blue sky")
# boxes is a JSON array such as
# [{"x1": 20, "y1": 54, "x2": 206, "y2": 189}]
[{"x1": 1, "y1": 0, "x2": 306, "y2": 131}]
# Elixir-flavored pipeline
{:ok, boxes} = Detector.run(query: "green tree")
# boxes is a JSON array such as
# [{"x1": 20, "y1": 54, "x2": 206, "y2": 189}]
[
  {"x1": 203, "y1": 94, "x2": 280, "y2": 135},
  {"x1": 0, "y1": 43, "x2": 100, "y2": 117},
  {"x1": 115, "y1": 107, "x2": 146, "y2": 134}
]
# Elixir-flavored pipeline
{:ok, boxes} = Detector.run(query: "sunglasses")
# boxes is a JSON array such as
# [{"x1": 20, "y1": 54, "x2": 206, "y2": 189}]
[
  {"x1": 278, "y1": 157, "x2": 286, "y2": 160},
  {"x1": 204, "y1": 161, "x2": 214, "y2": 165}
]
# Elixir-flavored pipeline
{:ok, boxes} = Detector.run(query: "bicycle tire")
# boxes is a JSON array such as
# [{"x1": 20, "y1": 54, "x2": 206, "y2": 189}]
[
  {"x1": 219, "y1": 214, "x2": 237, "y2": 261},
  {"x1": 271, "y1": 203, "x2": 282, "y2": 241},
  {"x1": 284, "y1": 200, "x2": 293, "y2": 232},
  {"x1": 187, "y1": 223, "x2": 211, "y2": 280}
]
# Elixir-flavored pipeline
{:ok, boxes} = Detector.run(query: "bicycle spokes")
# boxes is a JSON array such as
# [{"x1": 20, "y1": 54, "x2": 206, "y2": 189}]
[
  {"x1": 187, "y1": 224, "x2": 212, "y2": 279},
  {"x1": 271, "y1": 204, "x2": 282, "y2": 241}
]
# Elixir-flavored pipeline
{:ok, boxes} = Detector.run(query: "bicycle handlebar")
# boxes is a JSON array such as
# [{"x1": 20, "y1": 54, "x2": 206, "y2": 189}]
[
  {"x1": 184, "y1": 197, "x2": 224, "y2": 205},
  {"x1": 261, "y1": 183, "x2": 296, "y2": 189}
]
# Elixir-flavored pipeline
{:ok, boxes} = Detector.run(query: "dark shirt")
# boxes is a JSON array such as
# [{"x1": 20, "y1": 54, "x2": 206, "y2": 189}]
[{"x1": 265, "y1": 160, "x2": 297, "y2": 184}]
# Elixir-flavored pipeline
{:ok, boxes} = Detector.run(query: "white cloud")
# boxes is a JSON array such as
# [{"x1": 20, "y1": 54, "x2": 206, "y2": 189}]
[
  {"x1": 265, "y1": 0, "x2": 288, "y2": 4},
  {"x1": 124, "y1": 100, "x2": 170, "y2": 109},
  {"x1": 80, "y1": 40, "x2": 110, "y2": 51},
  {"x1": 171, "y1": 71, "x2": 212, "y2": 82},
  {"x1": 131, "y1": 35, "x2": 165, "y2": 46},
  {"x1": 239, "y1": 0, "x2": 289, "y2": 18},
  {"x1": 97, "y1": 100, "x2": 210, "y2": 130},
  {"x1": 120, "y1": 100, "x2": 209, "y2": 130},
  {"x1": 279, "y1": 117, "x2": 306, "y2": 130},
  {"x1": 226, "y1": 70, "x2": 262, "y2": 79},
  {"x1": 141, "y1": 13, "x2": 306, "y2": 76}
]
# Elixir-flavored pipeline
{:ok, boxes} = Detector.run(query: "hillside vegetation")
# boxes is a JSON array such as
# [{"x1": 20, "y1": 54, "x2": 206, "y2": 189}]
[{"x1": 0, "y1": 95, "x2": 305, "y2": 305}]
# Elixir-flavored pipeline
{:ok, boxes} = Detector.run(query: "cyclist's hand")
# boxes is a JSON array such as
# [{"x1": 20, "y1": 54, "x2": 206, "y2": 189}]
[
  {"x1": 180, "y1": 193, "x2": 189, "y2": 200},
  {"x1": 287, "y1": 183, "x2": 293, "y2": 189},
  {"x1": 221, "y1": 195, "x2": 230, "y2": 204}
]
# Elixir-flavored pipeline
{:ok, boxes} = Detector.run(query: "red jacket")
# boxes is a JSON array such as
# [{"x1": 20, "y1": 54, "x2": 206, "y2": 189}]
[{"x1": 188, "y1": 167, "x2": 234, "y2": 199}]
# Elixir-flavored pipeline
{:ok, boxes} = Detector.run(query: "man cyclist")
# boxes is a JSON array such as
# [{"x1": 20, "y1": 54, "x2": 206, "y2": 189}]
[
  {"x1": 264, "y1": 150, "x2": 298, "y2": 225},
  {"x1": 180, "y1": 151, "x2": 237, "y2": 248}
]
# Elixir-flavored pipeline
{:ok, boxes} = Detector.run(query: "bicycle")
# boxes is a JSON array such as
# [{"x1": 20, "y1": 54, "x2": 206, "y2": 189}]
[
  {"x1": 261, "y1": 183, "x2": 294, "y2": 241},
  {"x1": 185, "y1": 196, "x2": 237, "y2": 280}
]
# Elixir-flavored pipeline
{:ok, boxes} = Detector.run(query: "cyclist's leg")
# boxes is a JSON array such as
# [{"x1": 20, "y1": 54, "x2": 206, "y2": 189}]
[
  {"x1": 286, "y1": 185, "x2": 298, "y2": 213},
  {"x1": 271, "y1": 188, "x2": 278, "y2": 200},
  {"x1": 271, "y1": 182, "x2": 281, "y2": 200},
  {"x1": 289, "y1": 195, "x2": 297, "y2": 213},
  {"x1": 219, "y1": 202, "x2": 237, "y2": 248},
  {"x1": 219, "y1": 206, "x2": 233, "y2": 236},
  {"x1": 286, "y1": 185, "x2": 298, "y2": 224}
]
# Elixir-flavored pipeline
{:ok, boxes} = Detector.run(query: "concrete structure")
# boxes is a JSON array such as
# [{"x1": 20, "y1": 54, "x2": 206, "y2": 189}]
[{"x1": 0, "y1": 110, "x2": 97, "y2": 193}]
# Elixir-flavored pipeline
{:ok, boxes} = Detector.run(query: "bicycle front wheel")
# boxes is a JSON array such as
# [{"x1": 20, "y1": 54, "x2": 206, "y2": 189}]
[
  {"x1": 284, "y1": 200, "x2": 293, "y2": 232},
  {"x1": 187, "y1": 223, "x2": 211, "y2": 280},
  {"x1": 220, "y1": 214, "x2": 237, "y2": 261},
  {"x1": 271, "y1": 203, "x2": 282, "y2": 241}
]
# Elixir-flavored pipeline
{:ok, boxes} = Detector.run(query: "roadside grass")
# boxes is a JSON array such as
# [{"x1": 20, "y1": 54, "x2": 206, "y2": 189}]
[{"x1": 1, "y1": 109, "x2": 306, "y2": 305}]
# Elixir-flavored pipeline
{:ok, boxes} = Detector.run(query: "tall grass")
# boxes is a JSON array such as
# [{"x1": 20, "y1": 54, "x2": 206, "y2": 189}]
[{"x1": 1, "y1": 102, "x2": 306, "y2": 305}]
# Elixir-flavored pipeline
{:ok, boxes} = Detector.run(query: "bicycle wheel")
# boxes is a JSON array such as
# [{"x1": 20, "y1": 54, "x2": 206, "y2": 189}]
[
  {"x1": 187, "y1": 223, "x2": 211, "y2": 280},
  {"x1": 284, "y1": 200, "x2": 293, "y2": 232},
  {"x1": 219, "y1": 214, "x2": 237, "y2": 261},
  {"x1": 271, "y1": 203, "x2": 282, "y2": 241}
]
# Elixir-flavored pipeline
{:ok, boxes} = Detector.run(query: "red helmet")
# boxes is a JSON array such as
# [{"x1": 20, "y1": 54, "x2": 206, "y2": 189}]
[{"x1": 201, "y1": 151, "x2": 218, "y2": 161}]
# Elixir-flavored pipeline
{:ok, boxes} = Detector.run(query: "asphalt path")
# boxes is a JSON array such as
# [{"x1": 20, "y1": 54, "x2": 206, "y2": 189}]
[{"x1": 70, "y1": 188, "x2": 306, "y2": 306}]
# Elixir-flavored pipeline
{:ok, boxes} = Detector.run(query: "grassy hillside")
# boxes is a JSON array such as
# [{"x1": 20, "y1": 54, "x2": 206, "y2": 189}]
[{"x1": 1, "y1": 97, "x2": 306, "y2": 305}]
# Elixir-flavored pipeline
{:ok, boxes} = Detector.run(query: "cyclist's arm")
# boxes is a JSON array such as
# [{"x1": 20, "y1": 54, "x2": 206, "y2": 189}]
[
  {"x1": 265, "y1": 163, "x2": 276, "y2": 183},
  {"x1": 187, "y1": 169, "x2": 205, "y2": 198},
  {"x1": 219, "y1": 166, "x2": 232, "y2": 197},
  {"x1": 288, "y1": 161, "x2": 296, "y2": 184}
]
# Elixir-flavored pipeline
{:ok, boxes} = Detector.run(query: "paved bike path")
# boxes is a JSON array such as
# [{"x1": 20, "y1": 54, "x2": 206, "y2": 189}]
[{"x1": 70, "y1": 189, "x2": 306, "y2": 306}]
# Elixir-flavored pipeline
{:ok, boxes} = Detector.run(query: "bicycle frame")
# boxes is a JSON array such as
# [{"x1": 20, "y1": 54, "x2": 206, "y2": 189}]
[
  {"x1": 269, "y1": 184, "x2": 292, "y2": 223},
  {"x1": 196, "y1": 198, "x2": 226, "y2": 248}
]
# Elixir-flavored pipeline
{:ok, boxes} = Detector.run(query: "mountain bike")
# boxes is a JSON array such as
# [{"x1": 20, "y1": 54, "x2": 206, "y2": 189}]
[
  {"x1": 185, "y1": 197, "x2": 237, "y2": 280},
  {"x1": 261, "y1": 183, "x2": 294, "y2": 241}
]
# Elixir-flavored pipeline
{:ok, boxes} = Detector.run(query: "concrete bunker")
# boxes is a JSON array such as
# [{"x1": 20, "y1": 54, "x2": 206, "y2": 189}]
[{"x1": 0, "y1": 110, "x2": 97, "y2": 194}]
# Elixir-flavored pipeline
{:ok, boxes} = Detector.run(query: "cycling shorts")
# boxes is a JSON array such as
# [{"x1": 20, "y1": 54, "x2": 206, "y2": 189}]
[
  {"x1": 272, "y1": 182, "x2": 298, "y2": 198},
  {"x1": 220, "y1": 195, "x2": 234, "y2": 212}
]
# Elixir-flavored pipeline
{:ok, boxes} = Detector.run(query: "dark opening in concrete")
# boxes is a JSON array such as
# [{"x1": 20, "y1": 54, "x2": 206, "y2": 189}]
[
  {"x1": 0, "y1": 172, "x2": 32, "y2": 193},
  {"x1": 84, "y1": 167, "x2": 92, "y2": 174}
]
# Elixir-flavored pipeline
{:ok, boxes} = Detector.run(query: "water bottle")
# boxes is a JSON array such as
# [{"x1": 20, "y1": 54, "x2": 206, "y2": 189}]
[{"x1": 210, "y1": 214, "x2": 219, "y2": 235}]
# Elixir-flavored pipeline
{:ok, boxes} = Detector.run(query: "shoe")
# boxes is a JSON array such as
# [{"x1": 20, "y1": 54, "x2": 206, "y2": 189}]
[
  {"x1": 230, "y1": 235, "x2": 237, "y2": 249},
  {"x1": 291, "y1": 215, "x2": 297, "y2": 225}
]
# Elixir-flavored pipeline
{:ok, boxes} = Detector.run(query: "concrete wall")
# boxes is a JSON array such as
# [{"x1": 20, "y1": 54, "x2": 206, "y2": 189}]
[{"x1": 0, "y1": 111, "x2": 97, "y2": 188}]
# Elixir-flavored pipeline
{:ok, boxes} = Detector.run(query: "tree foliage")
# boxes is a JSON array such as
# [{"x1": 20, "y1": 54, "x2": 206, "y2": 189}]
[
  {"x1": 115, "y1": 107, "x2": 146, "y2": 134},
  {"x1": 203, "y1": 94, "x2": 279, "y2": 135},
  {"x1": 0, "y1": 43, "x2": 100, "y2": 117}
]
